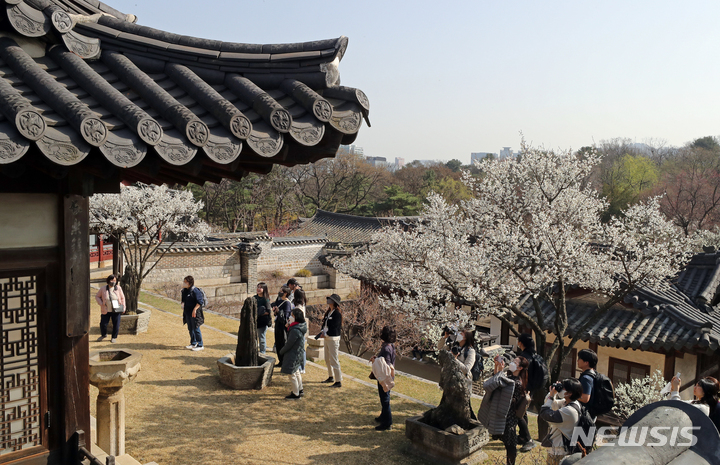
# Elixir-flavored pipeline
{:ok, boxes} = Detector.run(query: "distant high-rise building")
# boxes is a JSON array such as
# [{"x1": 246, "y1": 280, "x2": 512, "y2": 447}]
[
  {"x1": 395, "y1": 157, "x2": 405, "y2": 169},
  {"x1": 365, "y1": 156, "x2": 387, "y2": 167},
  {"x1": 471, "y1": 152, "x2": 497, "y2": 164},
  {"x1": 499, "y1": 147, "x2": 513, "y2": 159},
  {"x1": 337, "y1": 144, "x2": 364, "y2": 156}
]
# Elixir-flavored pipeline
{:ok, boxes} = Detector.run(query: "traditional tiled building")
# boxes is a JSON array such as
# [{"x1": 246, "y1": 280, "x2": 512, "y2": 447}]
[{"x1": 0, "y1": 0, "x2": 367, "y2": 462}]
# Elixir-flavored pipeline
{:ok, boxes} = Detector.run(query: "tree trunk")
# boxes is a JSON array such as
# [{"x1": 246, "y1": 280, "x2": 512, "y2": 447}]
[
  {"x1": 121, "y1": 264, "x2": 139, "y2": 314},
  {"x1": 235, "y1": 297, "x2": 258, "y2": 367}
]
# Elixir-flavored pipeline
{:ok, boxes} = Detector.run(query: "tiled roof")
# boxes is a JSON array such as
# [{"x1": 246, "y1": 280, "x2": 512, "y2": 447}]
[
  {"x1": 271, "y1": 236, "x2": 326, "y2": 246},
  {"x1": 288, "y1": 209, "x2": 419, "y2": 244},
  {"x1": 0, "y1": 0, "x2": 367, "y2": 189},
  {"x1": 505, "y1": 274, "x2": 720, "y2": 354},
  {"x1": 676, "y1": 252, "x2": 720, "y2": 309}
]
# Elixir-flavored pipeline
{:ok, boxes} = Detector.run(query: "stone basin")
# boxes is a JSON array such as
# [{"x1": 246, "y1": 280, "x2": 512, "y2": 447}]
[
  {"x1": 405, "y1": 416, "x2": 489, "y2": 465},
  {"x1": 89, "y1": 349, "x2": 142, "y2": 389}
]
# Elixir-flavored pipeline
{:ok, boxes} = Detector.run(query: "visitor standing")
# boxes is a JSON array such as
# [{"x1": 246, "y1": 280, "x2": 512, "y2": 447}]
[
  {"x1": 181, "y1": 275, "x2": 205, "y2": 351},
  {"x1": 371, "y1": 326, "x2": 396, "y2": 431},
  {"x1": 539, "y1": 378, "x2": 583, "y2": 465},
  {"x1": 272, "y1": 286, "x2": 293, "y2": 366},
  {"x1": 320, "y1": 294, "x2": 343, "y2": 388},
  {"x1": 477, "y1": 354, "x2": 528, "y2": 465},
  {"x1": 517, "y1": 333, "x2": 548, "y2": 452},
  {"x1": 454, "y1": 329, "x2": 478, "y2": 420},
  {"x1": 670, "y1": 375, "x2": 720, "y2": 416},
  {"x1": 293, "y1": 290, "x2": 307, "y2": 373},
  {"x1": 287, "y1": 278, "x2": 302, "y2": 302},
  {"x1": 95, "y1": 274, "x2": 126, "y2": 343},
  {"x1": 254, "y1": 282, "x2": 271, "y2": 354},
  {"x1": 577, "y1": 348, "x2": 598, "y2": 421},
  {"x1": 280, "y1": 308, "x2": 307, "y2": 399}
]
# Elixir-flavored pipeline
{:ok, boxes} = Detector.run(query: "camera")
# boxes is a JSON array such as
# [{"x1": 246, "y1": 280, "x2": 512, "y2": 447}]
[
  {"x1": 552, "y1": 381, "x2": 563, "y2": 392},
  {"x1": 451, "y1": 346, "x2": 460, "y2": 355}
]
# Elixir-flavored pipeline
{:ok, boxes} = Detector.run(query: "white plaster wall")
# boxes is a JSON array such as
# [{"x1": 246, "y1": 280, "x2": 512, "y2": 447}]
[{"x1": 0, "y1": 194, "x2": 58, "y2": 248}]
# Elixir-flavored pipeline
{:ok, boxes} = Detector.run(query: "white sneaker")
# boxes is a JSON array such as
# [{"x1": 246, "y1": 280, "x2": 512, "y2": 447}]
[
  {"x1": 412, "y1": 357, "x2": 417, "y2": 360},
  {"x1": 111, "y1": 338, "x2": 117, "y2": 343},
  {"x1": 300, "y1": 369, "x2": 305, "y2": 374},
  {"x1": 185, "y1": 344, "x2": 197, "y2": 349},
  {"x1": 192, "y1": 346, "x2": 205, "y2": 351}
]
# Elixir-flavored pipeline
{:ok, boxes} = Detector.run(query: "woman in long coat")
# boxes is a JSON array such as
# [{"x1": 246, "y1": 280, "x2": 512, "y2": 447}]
[{"x1": 279, "y1": 308, "x2": 307, "y2": 399}]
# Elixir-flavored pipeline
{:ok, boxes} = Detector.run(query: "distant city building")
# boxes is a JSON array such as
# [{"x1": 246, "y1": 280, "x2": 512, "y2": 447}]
[
  {"x1": 415, "y1": 160, "x2": 443, "y2": 167},
  {"x1": 366, "y1": 156, "x2": 387, "y2": 167},
  {"x1": 395, "y1": 157, "x2": 405, "y2": 169},
  {"x1": 337, "y1": 144, "x2": 364, "y2": 156},
  {"x1": 499, "y1": 147, "x2": 514, "y2": 159},
  {"x1": 471, "y1": 152, "x2": 497, "y2": 164}
]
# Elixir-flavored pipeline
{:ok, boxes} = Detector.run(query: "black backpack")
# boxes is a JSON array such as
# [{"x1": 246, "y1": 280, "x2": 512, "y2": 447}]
[
  {"x1": 561, "y1": 403, "x2": 595, "y2": 456},
  {"x1": 527, "y1": 353, "x2": 549, "y2": 393},
  {"x1": 584, "y1": 371, "x2": 615, "y2": 418}
]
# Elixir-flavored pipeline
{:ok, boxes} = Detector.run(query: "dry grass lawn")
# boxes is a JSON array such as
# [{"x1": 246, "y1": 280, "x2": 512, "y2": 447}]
[{"x1": 89, "y1": 293, "x2": 546, "y2": 465}]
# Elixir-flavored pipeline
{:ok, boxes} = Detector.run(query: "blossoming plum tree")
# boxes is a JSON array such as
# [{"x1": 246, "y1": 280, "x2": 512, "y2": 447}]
[
  {"x1": 90, "y1": 183, "x2": 210, "y2": 313},
  {"x1": 339, "y1": 141, "x2": 690, "y2": 382}
]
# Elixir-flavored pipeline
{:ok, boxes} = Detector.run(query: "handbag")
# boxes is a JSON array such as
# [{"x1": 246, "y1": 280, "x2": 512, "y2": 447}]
[{"x1": 515, "y1": 392, "x2": 531, "y2": 418}]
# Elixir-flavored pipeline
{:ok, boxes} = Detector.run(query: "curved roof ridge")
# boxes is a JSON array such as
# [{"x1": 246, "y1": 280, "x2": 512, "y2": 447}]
[{"x1": 315, "y1": 208, "x2": 420, "y2": 223}]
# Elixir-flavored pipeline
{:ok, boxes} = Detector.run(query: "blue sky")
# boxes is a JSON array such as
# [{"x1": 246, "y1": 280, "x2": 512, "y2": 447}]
[{"x1": 110, "y1": 0, "x2": 720, "y2": 163}]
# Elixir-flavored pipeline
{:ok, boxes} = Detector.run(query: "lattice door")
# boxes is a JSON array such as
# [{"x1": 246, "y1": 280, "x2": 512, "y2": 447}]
[{"x1": 0, "y1": 275, "x2": 42, "y2": 455}]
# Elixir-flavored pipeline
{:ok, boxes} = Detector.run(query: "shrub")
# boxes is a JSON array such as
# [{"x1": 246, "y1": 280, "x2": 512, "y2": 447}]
[
  {"x1": 612, "y1": 369, "x2": 667, "y2": 421},
  {"x1": 295, "y1": 269, "x2": 312, "y2": 277},
  {"x1": 268, "y1": 270, "x2": 285, "y2": 279}
]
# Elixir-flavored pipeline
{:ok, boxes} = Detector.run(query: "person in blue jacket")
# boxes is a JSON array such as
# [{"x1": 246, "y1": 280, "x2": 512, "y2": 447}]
[{"x1": 181, "y1": 275, "x2": 205, "y2": 351}]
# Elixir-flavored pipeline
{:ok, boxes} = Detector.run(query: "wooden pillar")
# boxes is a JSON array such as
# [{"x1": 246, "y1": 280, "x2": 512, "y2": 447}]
[
  {"x1": 60, "y1": 194, "x2": 90, "y2": 461},
  {"x1": 664, "y1": 351, "x2": 676, "y2": 382},
  {"x1": 113, "y1": 239, "x2": 120, "y2": 275},
  {"x1": 589, "y1": 341, "x2": 598, "y2": 353},
  {"x1": 500, "y1": 320, "x2": 510, "y2": 345},
  {"x1": 97, "y1": 234, "x2": 104, "y2": 268}
]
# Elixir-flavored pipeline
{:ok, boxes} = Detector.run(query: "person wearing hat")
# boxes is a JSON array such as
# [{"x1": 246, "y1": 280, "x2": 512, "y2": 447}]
[{"x1": 320, "y1": 294, "x2": 343, "y2": 388}]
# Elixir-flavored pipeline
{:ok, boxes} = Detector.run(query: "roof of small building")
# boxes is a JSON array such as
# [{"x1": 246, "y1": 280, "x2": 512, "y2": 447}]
[
  {"x1": 503, "y1": 253, "x2": 720, "y2": 355},
  {"x1": 288, "y1": 209, "x2": 419, "y2": 244},
  {"x1": 0, "y1": 0, "x2": 368, "y2": 190}
]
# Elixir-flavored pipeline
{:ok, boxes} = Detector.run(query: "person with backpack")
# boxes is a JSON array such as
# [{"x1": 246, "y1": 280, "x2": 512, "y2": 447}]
[
  {"x1": 577, "y1": 348, "x2": 615, "y2": 421},
  {"x1": 370, "y1": 326, "x2": 396, "y2": 431},
  {"x1": 539, "y1": 378, "x2": 584, "y2": 465},
  {"x1": 181, "y1": 275, "x2": 205, "y2": 351},
  {"x1": 517, "y1": 333, "x2": 549, "y2": 452},
  {"x1": 254, "y1": 282, "x2": 271, "y2": 354}
]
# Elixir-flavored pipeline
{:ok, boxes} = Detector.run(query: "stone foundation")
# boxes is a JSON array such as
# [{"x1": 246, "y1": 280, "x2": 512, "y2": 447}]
[
  {"x1": 405, "y1": 416, "x2": 489, "y2": 465},
  {"x1": 119, "y1": 308, "x2": 151, "y2": 335}
]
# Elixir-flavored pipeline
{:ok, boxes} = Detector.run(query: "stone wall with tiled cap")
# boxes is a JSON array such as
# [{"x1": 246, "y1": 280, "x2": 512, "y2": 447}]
[{"x1": 256, "y1": 239, "x2": 326, "y2": 276}]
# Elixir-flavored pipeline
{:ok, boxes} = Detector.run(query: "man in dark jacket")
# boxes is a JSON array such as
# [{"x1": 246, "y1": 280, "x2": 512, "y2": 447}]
[
  {"x1": 517, "y1": 333, "x2": 549, "y2": 452},
  {"x1": 181, "y1": 275, "x2": 204, "y2": 351}
]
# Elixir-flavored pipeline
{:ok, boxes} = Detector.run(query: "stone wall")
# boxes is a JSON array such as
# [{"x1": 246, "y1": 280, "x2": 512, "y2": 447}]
[
  {"x1": 256, "y1": 241, "x2": 324, "y2": 276},
  {"x1": 143, "y1": 251, "x2": 241, "y2": 287}
]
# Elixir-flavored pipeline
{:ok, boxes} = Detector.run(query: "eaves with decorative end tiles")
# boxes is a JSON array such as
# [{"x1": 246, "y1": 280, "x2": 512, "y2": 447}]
[
  {"x1": 0, "y1": 0, "x2": 368, "y2": 190},
  {"x1": 288, "y1": 209, "x2": 419, "y2": 244},
  {"x1": 271, "y1": 236, "x2": 327, "y2": 247}
]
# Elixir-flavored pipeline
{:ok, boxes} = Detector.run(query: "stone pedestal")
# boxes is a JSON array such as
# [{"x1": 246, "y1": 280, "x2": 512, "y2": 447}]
[
  {"x1": 217, "y1": 354, "x2": 275, "y2": 390},
  {"x1": 89, "y1": 349, "x2": 142, "y2": 457},
  {"x1": 405, "y1": 416, "x2": 489, "y2": 465},
  {"x1": 119, "y1": 308, "x2": 151, "y2": 335},
  {"x1": 306, "y1": 336, "x2": 324, "y2": 362}
]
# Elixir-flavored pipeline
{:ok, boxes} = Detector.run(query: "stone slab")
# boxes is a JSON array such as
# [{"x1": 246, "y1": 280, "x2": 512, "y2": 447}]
[{"x1": 405, "y1": 416, "x2": 489, "y2": 465}]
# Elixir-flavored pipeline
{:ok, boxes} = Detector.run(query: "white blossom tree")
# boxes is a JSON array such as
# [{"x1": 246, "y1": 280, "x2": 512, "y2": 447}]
[
  {"x1": 90, "y1": 184, "x2": 210, "y2": 313},
  {"x1": 338, "y1": 141, "x2": 691, "y2": 383}
]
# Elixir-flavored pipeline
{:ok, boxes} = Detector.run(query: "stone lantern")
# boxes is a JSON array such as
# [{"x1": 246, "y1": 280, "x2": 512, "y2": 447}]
[{"x1": 88, "y1": 349, "x2": 142, "y2": 457}]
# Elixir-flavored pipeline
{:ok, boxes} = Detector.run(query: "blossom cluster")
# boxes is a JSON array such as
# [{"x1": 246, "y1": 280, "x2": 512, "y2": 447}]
[{"x1": 338, "y1": 141, "x2": 691, "y2": 337}]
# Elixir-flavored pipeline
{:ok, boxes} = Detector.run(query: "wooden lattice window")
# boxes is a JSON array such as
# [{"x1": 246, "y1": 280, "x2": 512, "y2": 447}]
[{"x1": 0, "y1": 275, "x2": 42, "y2": 455}]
